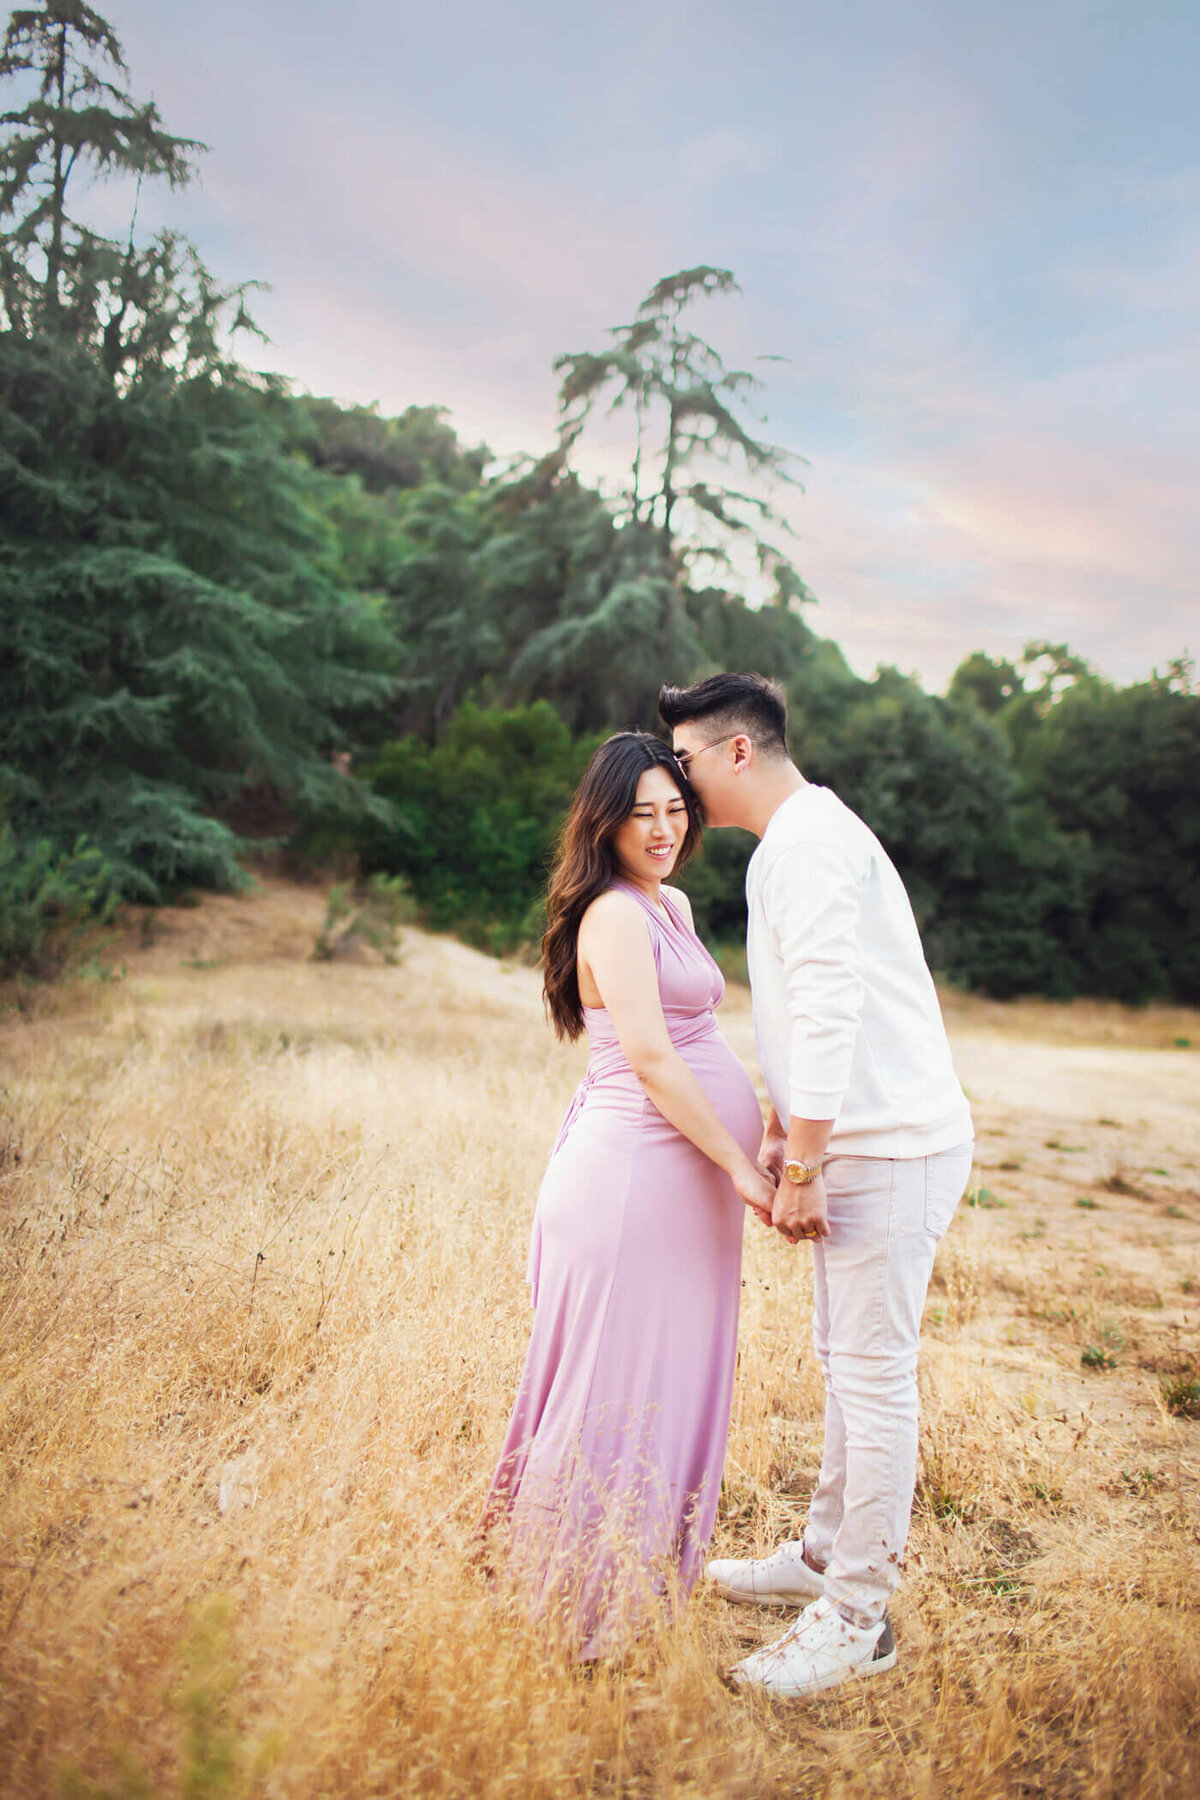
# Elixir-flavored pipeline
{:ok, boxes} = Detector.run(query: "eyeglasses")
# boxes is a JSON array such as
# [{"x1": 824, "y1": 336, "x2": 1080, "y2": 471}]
[{"x1": 672, "y1": 734, "x2": 739, "y2": 774}]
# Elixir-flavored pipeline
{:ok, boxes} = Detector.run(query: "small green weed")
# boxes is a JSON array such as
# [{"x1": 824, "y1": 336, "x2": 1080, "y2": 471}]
[
  {"x1": 1034, "y1": 1303, "x2": 1078, "y2": 1325},
  {"x1": 1081, "y1": 1320, "x2": 1124, "y2": 1371},
  {"x1": 969, "y1": 1185, "x2": 1006, "y2": 1209},
  {"x1": 1117, "y1": 1467, "x2": 1166, "y2": 1495},
  {"x1": 1075, "y1": 1195, "x2": 1100, "y2": 1210},
  {"x1": 959, "y1": 1572, "x2": 1028, "y2": 1600},
  {"x1": 1160, "y1": 1372, "x2": 1200, "y2": 1419},
  {"x1": 916, "y1": 1456, "x2": 976, "y2": 1524},
  {"x1": 58, "y1": 1595, "x2": 258, "y2": 1800}
]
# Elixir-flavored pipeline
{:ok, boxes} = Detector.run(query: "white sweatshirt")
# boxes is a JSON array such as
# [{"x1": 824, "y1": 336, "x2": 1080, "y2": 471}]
[{"x1": 745, "y1": 785, "x2": 973, "y2": 1158}]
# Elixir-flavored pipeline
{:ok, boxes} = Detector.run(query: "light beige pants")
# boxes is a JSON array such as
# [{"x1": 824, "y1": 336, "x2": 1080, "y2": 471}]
[{"x1": 803, "y1": 1140, "x2": 975, "y2": 1626}]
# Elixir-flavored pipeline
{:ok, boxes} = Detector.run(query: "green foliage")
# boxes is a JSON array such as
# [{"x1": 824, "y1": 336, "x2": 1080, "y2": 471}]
[
  {"x1": 948, "y1": 647, "x2": 1200, "y2": 1001},
  {"x1": 173, "y1": 1596, "x2": 242, "y2": 1800},
  {"x1": 293, "y1": 396, "x2": 487, "y2": 494},
  {"x1": 58, "y1": 1594, "x2": 252, "y2": 1800},
  {"x1": 0, "y1": 330, "x2": 398, "y2": 901},
  {"x1": 0, "y1": 6, "x2": 398, "y2": 936},
  {"x1": 1160, "y1": 1369, "x2": 1200, "y2": 1419},
  {"x1": 946, "y1": 650, "x2": 1022, "y2": 716},
  {"x1": 553, "y1": 265, "x2": 806, "y2": 584},
  {"x1": 0, "y1": 1, "x2": 202, "y2": 338},
  {"x1": 1014, "y1": 661, "x2": 1200, "y2": 1002},
  {"x1": 313, "y1": 872, "x2": 416, "y2": 964},
  {"x1": 360, "y1": 702, "x2": 600, "y2": 949},
  {"x1": 0, "y1": 817, "x2": 114, "y2": 979}
]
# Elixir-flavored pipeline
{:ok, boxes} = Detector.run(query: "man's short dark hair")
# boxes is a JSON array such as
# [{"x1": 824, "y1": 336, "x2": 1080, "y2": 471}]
[{"x1": 658, "y1": 672, "x2": 789, "y2": 757}]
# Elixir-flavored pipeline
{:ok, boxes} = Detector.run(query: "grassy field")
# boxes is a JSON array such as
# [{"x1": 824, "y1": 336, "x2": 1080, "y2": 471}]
[{"x1": 1, "y1": 882, "x2": 1198, "y2": 1799}]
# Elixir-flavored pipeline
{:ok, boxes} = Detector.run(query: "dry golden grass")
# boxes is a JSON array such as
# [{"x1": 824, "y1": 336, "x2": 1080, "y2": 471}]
[{"x1": 2, "y1": 882, "x2": 1198, "y2": 1799}]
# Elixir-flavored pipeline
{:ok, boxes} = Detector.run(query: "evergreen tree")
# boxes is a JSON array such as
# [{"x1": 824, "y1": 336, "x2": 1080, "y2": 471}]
[
  {"x1": 0, "y1": 2, "x2": 396, "y2": 902},
  {"x1": 488, "y1": 465, "x2": 700, "y2": 733},
  {"x1": 1015, "y1": 659, "x2": 1200, "y2": 1002},
  {"x1": 553, "y1": 268, "x2": 806, "y2": 578},
  {"x1": 0, "y1": 2, "x2": 201, "y2": 339},
  {"x1": 293, "y1": 397, "x2": 487, "y2": 496}
]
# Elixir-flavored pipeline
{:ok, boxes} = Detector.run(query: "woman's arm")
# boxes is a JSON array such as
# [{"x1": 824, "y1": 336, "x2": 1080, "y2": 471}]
[{"x1": 578, "y1": 891, "x2": 775, "y2": 1221}]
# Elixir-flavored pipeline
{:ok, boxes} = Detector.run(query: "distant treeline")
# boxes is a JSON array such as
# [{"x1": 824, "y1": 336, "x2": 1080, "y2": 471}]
[{"x1": 1, "y1": 2, "x2": 1197, "y2": 1004}]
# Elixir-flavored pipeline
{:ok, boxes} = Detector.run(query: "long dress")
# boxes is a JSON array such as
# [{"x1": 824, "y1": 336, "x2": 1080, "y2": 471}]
[{"x1": 481, "y1": 879, "x2": 763, "y2": 1658}]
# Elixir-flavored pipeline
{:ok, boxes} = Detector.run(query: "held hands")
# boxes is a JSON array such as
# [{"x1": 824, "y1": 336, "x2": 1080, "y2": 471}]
[
  {"x1": 733, "y1": 1137, "x2": 831, "y2": 1247},
  {"x1": 758, "y1": 1122, "x2": 787, "y2": 1184},
  {"x1": 731, "y1": 1157, "x2": 779, "y2": 1229},
  {"x1": 772, "y1": 1169, "x2": 830, "y2": 1247}
]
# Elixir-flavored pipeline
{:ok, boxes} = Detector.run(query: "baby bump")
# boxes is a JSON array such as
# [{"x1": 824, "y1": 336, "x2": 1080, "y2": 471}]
[{"x1": 676, "y1": 1032, "x2": 763, "y2": 1157}]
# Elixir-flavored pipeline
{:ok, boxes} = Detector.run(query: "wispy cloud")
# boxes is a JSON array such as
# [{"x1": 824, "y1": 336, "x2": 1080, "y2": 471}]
[
  {"x1": 680, "y1": 129, "x2": 772, "y2": 187},
  {"x1": 98, "y1": 0, "x2": 1200, "y2": 691}
]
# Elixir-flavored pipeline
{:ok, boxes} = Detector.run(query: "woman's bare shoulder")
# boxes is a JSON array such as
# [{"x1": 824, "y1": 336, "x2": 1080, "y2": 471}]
[
  {"x1": 580, "y1": 886, "x2": 645, "y2": 936},
  {"x1": 662, "y1": 883, "x2": 695, "y2": 926}
]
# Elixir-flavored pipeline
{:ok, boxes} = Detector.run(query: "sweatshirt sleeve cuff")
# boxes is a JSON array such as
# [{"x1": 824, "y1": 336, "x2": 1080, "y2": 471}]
[{"x1": 789, "y1": 1084, "x2": 846, "y2": 1121}]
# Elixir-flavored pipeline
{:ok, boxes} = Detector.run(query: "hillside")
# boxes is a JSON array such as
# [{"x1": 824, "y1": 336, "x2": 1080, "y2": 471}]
[{"x1": 1, "y1": 883, "x2": 1197, "y2": 1798}]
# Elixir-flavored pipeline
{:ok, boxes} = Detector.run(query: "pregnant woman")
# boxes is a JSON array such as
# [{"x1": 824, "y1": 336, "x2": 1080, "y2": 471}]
[{"x1": 481, "y1": 732, "x2": 774, "y2": 1659}]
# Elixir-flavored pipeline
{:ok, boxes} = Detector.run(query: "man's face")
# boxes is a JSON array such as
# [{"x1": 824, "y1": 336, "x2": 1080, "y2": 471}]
[{"x1": 671, "y1": 722, "x2": 744, "y2": 828}]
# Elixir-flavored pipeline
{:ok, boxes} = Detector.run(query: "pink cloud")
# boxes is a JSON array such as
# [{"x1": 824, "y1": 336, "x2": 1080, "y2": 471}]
[{"x1": 781, "y1": 434, "x2": 1197, "y2": 689}]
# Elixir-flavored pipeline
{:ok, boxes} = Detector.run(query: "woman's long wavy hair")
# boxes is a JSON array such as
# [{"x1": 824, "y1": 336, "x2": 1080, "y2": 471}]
[{"x1": 542, "y1": 732, "x2": 702, "y2": 1042}]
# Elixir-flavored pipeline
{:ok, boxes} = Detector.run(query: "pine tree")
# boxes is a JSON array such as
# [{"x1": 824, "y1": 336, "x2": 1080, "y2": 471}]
[
  {"x1": 0, "y1": 2, "x2": 200, "y2": 338},
  {"x1": 552, "y1": 267, "x2": 809, "y2": 592},
  {"x1": 0, "y1": 2, "x2": 396, "y2": 904}
]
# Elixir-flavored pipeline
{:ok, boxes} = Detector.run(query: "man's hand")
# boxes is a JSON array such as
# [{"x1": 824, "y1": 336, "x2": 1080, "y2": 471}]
[
  {"x1": 772, "y1": 1170, "x2": 830, "y2": 1246},
  {"x1": 758, "y1": 1121, "x2": 787, "y2": 1183}
]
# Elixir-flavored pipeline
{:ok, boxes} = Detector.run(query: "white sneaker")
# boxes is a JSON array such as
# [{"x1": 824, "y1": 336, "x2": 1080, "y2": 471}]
[
  {"x1": 704, "y1": 1540, "x2": 826, "y2": 1608},
  {"x1": 729, "y1": 1595, "x2": 897, "y2": 1698}
]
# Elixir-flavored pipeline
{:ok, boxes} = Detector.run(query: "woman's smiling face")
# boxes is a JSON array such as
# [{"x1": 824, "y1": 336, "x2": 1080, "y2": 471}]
[{"x1": 611, "y1": 765, "x2": 690, "y2": 885}]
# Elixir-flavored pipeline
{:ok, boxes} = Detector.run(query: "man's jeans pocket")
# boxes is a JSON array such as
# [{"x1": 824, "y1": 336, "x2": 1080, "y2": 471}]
[{"x1": 923, "y1": 1142, "x2": 974, "y2": 1239}]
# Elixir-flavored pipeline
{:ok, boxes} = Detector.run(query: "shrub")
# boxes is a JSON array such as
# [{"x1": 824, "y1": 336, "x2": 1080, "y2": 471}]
[
  {"x1": 1161, "y1": 1369, "x2": 1200, "y2": 1418},
  {"x1": 0, "y1": 826, "x2": 116, "y2": 982},
  {"x1": 312, "y1": 873, "x2": 417, "y2": 964},
  {"x1": 359, "y1": 702, "x2": 600, "y2": 952}
]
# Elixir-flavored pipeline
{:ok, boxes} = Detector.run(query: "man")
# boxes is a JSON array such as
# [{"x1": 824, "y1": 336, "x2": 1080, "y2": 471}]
[{"x1": 659, "y1": 673, "x2": 974, "y2": 1700}]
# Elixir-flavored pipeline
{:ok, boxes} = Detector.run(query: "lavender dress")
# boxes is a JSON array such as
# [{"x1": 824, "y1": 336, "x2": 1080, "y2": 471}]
[{"x1": 482, "y1": 881, "x2": 763, "y2": 1657}]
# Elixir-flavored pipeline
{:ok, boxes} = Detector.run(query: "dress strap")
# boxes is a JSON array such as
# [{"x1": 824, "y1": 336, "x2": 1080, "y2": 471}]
[
  {"x1": 610, "y1": 878, "x2": 675, "y2": 928},
  {"x1": 611, "y1": 878, "x2": 665, "y2": 921},
  {"x1": 658, "y1": 888, "x2": 689, "y2": 934}
]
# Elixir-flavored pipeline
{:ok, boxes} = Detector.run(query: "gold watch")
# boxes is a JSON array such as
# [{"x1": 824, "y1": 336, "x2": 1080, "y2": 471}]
[{"x1": 783, "y1": 1159, "x2": 822, "y2": 1185}]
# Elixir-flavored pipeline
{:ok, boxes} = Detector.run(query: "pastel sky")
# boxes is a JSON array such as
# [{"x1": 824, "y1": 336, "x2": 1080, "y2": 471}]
[{"x1": 96, "y1": 0, "x2": 1198, "y2": 689}]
